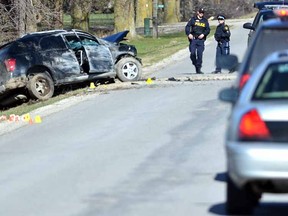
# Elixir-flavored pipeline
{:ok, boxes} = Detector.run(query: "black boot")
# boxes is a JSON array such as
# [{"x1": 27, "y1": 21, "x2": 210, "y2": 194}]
[{"x1": 196, "y1": 67, "x2": 204, "y2": 74}]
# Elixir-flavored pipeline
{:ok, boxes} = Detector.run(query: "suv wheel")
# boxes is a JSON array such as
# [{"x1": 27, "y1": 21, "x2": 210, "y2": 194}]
[
  {"x1": 226, "y1": 175, "x2": 260, "y2": 215},
  {"x1": 27, "y1": 73, "x2": 54, "y2": 100},
  {"x1": 115, "y1": 57, "x2": 142, "y2": 82}
]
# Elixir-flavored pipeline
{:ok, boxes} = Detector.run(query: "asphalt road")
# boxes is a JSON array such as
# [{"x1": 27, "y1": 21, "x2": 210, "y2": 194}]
[
  {"x1": 0, "y1": 81, "x2": 231, "y2": 216},
  {"x1": 1, "y1": 19, "x2": 288, "y2": 216}
]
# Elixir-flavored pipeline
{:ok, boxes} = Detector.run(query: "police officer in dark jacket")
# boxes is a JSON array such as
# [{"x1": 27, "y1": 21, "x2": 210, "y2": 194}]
[
  {"x1": 212, "y1": 14, "x2": 231, "y2": 73},
  {"x1": 185, "y1": 8, "x2": 210, "y2": 74}
]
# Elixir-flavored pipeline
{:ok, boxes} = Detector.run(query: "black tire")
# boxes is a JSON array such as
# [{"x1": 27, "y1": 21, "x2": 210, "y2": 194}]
[
  {"x1": 27, "y1": 73, "x2": 54, "y2": 100},
  {"x1": 115, "y1": 57, "x2": 142, "y2": 82},
  {"x1": 226, "y1": 175, "x2": 260, "y2": 215}
]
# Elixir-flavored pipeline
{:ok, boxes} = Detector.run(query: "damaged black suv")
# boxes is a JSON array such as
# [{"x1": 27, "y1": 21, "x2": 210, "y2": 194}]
[{"x1": 0, "y1": 29, "x2": 142, "y2": 105}]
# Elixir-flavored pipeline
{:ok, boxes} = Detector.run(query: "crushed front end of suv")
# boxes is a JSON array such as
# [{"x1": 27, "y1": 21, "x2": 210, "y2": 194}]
[{"x1": 0, "y1": 29, "x2": 142, "y2": 105}]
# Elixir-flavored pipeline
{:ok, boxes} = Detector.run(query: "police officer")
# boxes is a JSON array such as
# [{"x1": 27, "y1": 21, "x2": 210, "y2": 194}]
[
  {"x1": 212, "y1": 14, "x2": 231, "y2": 74},
  {"x1": 185, "y1": 8, "x2": 210, "y2": 74}
]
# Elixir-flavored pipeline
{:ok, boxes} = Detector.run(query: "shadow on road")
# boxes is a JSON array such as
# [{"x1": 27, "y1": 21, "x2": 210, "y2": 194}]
[
  {"x1": 209, "y1": 172, "x2": 288, "y2": 215},
  {"x1": 209, "y1": 202, "x2": 288, "y2": 216}
]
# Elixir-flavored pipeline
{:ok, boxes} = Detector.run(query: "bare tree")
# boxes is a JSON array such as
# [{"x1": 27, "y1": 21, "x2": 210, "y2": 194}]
[
  {"x1": 164, "y1": 0, "x2": 180, "y2": 23},
  {"x1": 70, "y1": 0, "x2": 92, "y2": 31},
  {"x1": 180, "y1": 0, "x2": 193, "y2": 21},
  {"x1": 135, "y1": 0, "x2": 152, "y2": 27},
  {"x1": 45, "y1": 0, "x2": 64, "y2": 29},
  {"x1": 114, "y1": 0, "x2": 136, "y2": 38}
]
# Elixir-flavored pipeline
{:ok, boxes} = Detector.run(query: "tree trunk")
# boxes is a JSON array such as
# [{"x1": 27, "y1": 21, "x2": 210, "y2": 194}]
[
  {"x1": 17, "y1": 0, "x2": 25, "y2": 36},
  {"x1": 180, "y1": 0, "x2": 194, "y2": 21},
  {"x1": 114, "y1": 0, "x2": 136, "y2": 38},
  {"x1": 135, "y1": 0, "x2": 152, "y2": 27},
  {"x1": 71, "y1": 0, "x2": 91, "y2": 31},
  {"x1": 164, "y1": 0, "x2": 180, "y2": 23},
  {"x1": 54, "y1": 0, "x2": 63, "y2": 28}
]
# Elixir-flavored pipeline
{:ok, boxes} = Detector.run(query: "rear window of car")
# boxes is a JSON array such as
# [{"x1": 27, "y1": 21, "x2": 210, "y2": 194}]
[
  {"x1": 248, "y1": 29, "x2": 288, "y2": 73},
  {"x1": 9, "y1": 38, "x2": 38, "y2": 54},
  {"x1": 253, "y1": 62, "x2": 288, "y2": 99},
  {"x1": 40, "y1": 35, "x2": 66, "y2": 50}
]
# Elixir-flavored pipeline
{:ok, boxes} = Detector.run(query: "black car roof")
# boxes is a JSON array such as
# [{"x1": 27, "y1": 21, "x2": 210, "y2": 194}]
[
  {"x1": 257, "y1": 9, "x2": 276, "y2": 19},
  {"x1": 256, "y1": 9, "x2": 276, "y2": 17},
  {"x1": 22, "y1": 30, "x2": 66, "y2": 38},
  {"x1": 21, "y1": 29, "x2": 95, "y2": 39},
  {"x1": 254, "y1": 1, "x2": 288, "y2": 10}
]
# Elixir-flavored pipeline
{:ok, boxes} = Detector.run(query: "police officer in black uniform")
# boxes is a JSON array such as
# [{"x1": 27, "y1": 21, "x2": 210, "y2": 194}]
[
  {"x1": 185, "y1": 8, "x2": 210, "y2": 74},
  {"x1": 212, "y1": 14, "x2": 231, "y2": 74}
]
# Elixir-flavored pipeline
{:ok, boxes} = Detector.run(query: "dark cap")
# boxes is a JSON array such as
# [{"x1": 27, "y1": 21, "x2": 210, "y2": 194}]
[
  {"x1": 198, "y1": 8, "x2": 205, "y2": 13},
  {"x1": 217, "y1": 14, "x2": 225, "y2": 20}
]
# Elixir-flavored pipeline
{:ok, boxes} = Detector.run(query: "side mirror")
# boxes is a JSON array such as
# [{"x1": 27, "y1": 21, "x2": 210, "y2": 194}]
[
  {"x1": 218, "y1": 54, "x2": 239, "y2": 72},
  {"x1": 219, "y1": 87, "x2": 238, "y2": 103},
  {"x1": 243, "y1": 22, "x2": 255, "y2": 30}
]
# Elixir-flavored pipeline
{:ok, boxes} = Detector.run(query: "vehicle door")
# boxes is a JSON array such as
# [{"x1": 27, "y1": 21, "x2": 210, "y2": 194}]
[
  {"x1": 39, "y1": 35, "x2": 81, "y2": 80},
  {"x1": 77, "y1": 34, "x2": 114, "y2": 74}
]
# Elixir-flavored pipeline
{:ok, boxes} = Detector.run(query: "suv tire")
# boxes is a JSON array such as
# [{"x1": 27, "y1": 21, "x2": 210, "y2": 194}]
[
  {"x1": 27, "y1": 73, "x2": 54, "y2": 100},
  {"x1": 115, "y1": 57, "x2": 142, "y2": 82}
]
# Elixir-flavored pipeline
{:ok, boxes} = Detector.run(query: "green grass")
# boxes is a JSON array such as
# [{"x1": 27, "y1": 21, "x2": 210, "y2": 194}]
[{"x1": 127, "y1": 33, "x2": 189, "y2": 67}]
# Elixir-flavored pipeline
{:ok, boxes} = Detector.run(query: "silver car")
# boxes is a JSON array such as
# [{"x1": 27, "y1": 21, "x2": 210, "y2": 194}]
[{"x1": 219, "y1": 49, "x2": 288, "y2": 215}]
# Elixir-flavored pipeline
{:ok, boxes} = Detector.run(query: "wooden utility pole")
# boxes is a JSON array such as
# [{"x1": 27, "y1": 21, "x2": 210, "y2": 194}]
[{"x1": 152, "y1": 0, "x2": 158, "y2": 38}]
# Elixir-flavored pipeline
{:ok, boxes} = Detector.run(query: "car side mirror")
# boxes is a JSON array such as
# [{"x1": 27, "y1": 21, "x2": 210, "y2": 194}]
[
  {"x1": 219, "y1": 87, "x2": 238, "y2": 103},
  {"x1": 218, "y1": 54, "x2": 239, "y2": 72},
  {"x1": 243, "y1": 22, "x2": 255, "y2": 31}
]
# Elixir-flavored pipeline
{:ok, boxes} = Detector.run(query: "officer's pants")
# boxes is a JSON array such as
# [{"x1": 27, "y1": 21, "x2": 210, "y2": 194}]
[
  {"x1": 215, "y1": 41, "x2": 230, "y2": 72},
  {"x1": 189, "y1": 39, "x2": 205, "y2": 69}
]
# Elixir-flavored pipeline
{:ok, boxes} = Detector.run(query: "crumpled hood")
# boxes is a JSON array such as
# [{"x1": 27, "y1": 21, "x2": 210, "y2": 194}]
[{"x1": 102, "y1": 30, "x2": 129, "y2": 44}]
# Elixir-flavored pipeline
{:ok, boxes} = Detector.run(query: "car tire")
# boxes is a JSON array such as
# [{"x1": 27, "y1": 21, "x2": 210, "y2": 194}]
[
  {"x1": 27, "y1": 73, "x2": 54, "y2": 100},
  {"x1": 226, "y1": 175, "x2": 260, "y2": 215},
  {"x1": 115, "y1": 57, "x2": 142, "y2": 82}
]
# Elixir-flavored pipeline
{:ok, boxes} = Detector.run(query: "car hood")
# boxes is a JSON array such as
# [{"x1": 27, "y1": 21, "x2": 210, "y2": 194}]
[{"x1": 102, "y1": 30, "x2": 129, "y2": 44}]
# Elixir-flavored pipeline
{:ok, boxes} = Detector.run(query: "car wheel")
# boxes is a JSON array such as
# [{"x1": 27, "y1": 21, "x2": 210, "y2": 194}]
[
  {"x1": 27, "y1": 73, "x2": 54, "y2": 100},
  {"x1": 115, "y1": 57, "x2": 142, "y2": 82},
  {"x1": 226, "y1": 175, "x2": 260, "y2": 215}
]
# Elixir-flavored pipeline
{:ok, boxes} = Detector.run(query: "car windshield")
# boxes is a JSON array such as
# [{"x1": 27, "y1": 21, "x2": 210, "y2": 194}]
[
  {"x1": 253, "y1": 62, "x2": 288, "y2": 99},
  {"x1": 249, "y1": 29, "x2": 288, "y2": 73}
]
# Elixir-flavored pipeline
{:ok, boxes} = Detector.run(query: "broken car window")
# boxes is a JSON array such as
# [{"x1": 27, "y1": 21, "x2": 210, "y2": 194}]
[
  {"x1": 40, "y1": 36, "x2": 66, "y2": 50},
  {"x1": 64, "y1": 35, "x2": 82, "y2": 50},
  {"x1": 79, "y1": 36, "x2": 99, "y2": 46}
]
